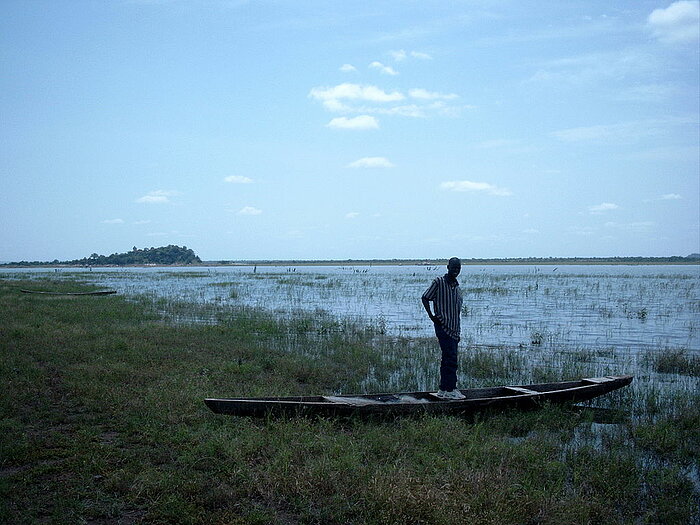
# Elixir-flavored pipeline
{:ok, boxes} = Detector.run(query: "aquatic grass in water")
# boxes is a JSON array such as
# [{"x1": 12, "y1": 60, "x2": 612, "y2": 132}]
[
  {"x1": 4, "y1": 264, "x2": 697, "y2": 350},
  {"x1": 647, "y1": 347, "x2": 700, "y2": 377},
  {"x1": 2, "y1": 265, "x2": 698, "y2": 397}
]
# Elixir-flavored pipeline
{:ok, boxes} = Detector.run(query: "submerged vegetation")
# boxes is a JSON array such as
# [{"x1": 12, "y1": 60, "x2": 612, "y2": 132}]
[{"x1": 1, "y1": 276, "x2": 698, "y2": 524}]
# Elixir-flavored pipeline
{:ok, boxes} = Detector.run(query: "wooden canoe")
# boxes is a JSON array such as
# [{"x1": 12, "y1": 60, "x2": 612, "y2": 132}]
[
  {"x1": 20, "y1": 289, "x2": 117, "y2": 296},
  {"x1": 205, "y1": 375, "x2": 633, "y2": 418}
]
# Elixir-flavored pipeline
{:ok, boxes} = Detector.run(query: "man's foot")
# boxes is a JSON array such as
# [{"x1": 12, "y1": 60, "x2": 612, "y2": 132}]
[{"x1": 435, "y1": 389, "x2": 466, "y2": 400}]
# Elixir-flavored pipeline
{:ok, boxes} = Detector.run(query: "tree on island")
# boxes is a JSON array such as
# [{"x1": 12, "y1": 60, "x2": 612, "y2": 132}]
[
  {"x1": 79, "y1": 245, "x2": 202, "y2": 266},
  {"x1": 4, "y1": 245, "x2": 202, "y2": 266}
]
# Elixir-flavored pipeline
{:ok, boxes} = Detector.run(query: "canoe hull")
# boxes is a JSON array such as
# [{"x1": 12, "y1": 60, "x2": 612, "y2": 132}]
[
  {"x1": 20, "y1": 289, "x2": 116, "y2": 296},
  {"x1": 205, "y1": 375, "x2": 633, "y2": 418}
]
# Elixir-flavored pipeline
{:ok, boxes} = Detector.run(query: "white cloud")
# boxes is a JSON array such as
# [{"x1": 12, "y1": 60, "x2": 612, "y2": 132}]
[
  {"x1": 390, "y1": 49, "x2": 432, "y2": 60},
  {"x1": 237, "y1": 206, "x2": 262, "y2": 215},
  {"x1": 347, "y1": 156, "x2": 395, "y2": 168},
  {"x1": 137, "y1": 195, "x2": 168, "y2": 204},
  {"x1": 339, "y1": 63, "x2": 357, "y2": 73},
  {"x1": 327, "y1": 115, "x2": 379, "y2": 129},
  {"x1": 101, "y1": 218, "x2": 124, "y2": 224},
  {"x1": 345, "y1": 212, "x2": 360, "y2": 219},
  {"x1": 310, "y1": 83, "x2": 465, "y2": 120},
  {"x1": 136, "y1": 190, "x2": 179, "y2": 204},
  {"x1": 369, "y1": 61, "x2": 398, "y2": 75},
  {"x1": 589, "y1": 202, "x2": 620, "y2": 214},
  {"x1": 383, "y1": 104, "x2": 431, "y2": 117},
  {"x1": 322, "y1": 100, "x2": 467, "y2": 119},
  {"x1": 648, "y1": 1, "x2": 700, "y2": 44},
  {"x1": 411, "y1": 51, "x2": 433, "y2": 60},
  {"x1": 661, "y1": 193, "x2": 683, "y2": 200},
  {"x1": 408, "y1": 88, "x2": 458, "y2": 100},
  {"x1": 224, "y1": 175, "x2": 253, "y2": 184},
  {"x1": 310, "y1": 83, "x2": 404, "y2": 104},
  {"x1": 389, "y1": 49, "x2": 407, "y2": 61},
  {"x1": 440, "y1": 180, "x2": 512, "y2": 196},
  {"x1": 133, "y1": 220, "x2": 151, "y2": 225}
]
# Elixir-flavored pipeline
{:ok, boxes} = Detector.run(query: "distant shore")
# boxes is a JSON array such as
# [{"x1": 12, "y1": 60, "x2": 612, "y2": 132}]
[
  {"x1": 3, "y1": 256, "x2": 699, "y2": 268},
  {"x1": 210, "y1": 256, "x2": 700, "y2": 267}
]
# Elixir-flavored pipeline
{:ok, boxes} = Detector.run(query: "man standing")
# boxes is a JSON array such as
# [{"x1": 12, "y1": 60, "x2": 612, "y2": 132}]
[{"x1": 421, "y1": 257, "x2": 466, "y2": 399}]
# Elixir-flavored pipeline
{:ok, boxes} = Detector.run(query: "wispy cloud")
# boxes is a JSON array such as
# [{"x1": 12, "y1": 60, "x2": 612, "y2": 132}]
[
  {"x1": 440, "y1": 180, "x2": 512, "y2": 196},
  {"x1": 389, "y1": 49, "x2": 432, "y2": 61},
  {"x1": 408, "y1": 88, "x2": 458, "y2": 100},
  {"x1": 550, "y1": 117, "x2": 695, "y2": 144},
  {"x1": 589, "y1": 202, "x2": 619, "y2": 214},
  {"x1": 389, "y1": 49, "x2": 407, "y2": 61},
  {"x1": 552, "y1": 123, "x2": 629, "y2": 143},
  {"x1": 525, "y1": 49, "x2": 662, "y2": 87},
  {"x1": 237, "y1": 206, "x2": 262, "y2": 215},
  {"x1": 411, "y1": 51, "x2": 432, "y2": 60},
  {"x1": 622, "y1": 145, "x2": 699, "y2": 161},
  {"x1": 224, "y1": 175, "x2": 253, "y2": 184},
  {"x1": 347, "y1": 156, "x2": 395, "y2": 168},
  {"x1": 309, "y1": 83, "x2": 464, "y2": 119},
  {"x1": 369, "y1": 61, "x2": 398, "y2": 75},
  {"x1": 101, "y1": 218, "x2": 124, "y2": 224},
  {"x1": 648, "y1": 1, "x2": 700, "y2": 44},
  {"x1": 310, "y1": 83, "x2": 404, "y2": 106},
  {"x1": 339, "y1": 63, "x2": 357, "y2": 73},
  {"x1": 472, "y1": 139, "x2": 527, "y2": 152},
  {"x1": 345, "y1": 212, "x2": 360, "y2": 219},
  {"x1": 616, "y1": 82, "x2": 685, "y2": 103},
  {"x1": 136, "y1": 190, "x2": 179, "y2": 204},
  {"x1": 327, "y1": 115, "x2": 379, "y2": 130},
  {"x1": 643, "y1": 192, "x2": 684, "y2": 203},
  {"x1": 604, "y1": 221, "x2": 655, "y2": 233},
  {"x1": 567, "y1": 226, "x2": 597, "y2": 236}
]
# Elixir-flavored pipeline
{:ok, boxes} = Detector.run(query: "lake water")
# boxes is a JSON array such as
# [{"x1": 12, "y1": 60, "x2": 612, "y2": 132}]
[{"x1": 4, "y1": 264, "x2": 699, "y2": 355}]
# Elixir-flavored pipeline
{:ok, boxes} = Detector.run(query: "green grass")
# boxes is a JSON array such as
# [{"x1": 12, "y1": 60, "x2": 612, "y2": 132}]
[
  {"x1": 1, "y1": 278, "x2": 698, "y2": 524},
  {"x1": 649, "y1": 348, "x2": 700, "y2": 377}
]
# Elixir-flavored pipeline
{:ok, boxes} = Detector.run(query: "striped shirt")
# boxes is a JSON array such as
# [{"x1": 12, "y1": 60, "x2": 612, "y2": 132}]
[{"x1": 422, "y1": 275, "x2": 463, "y2": 341}]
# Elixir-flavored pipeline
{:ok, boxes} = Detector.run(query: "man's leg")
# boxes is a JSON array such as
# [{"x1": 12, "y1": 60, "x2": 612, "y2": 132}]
[{"x1": 435, "y1": 325, "x2": 458, "y2": 391}]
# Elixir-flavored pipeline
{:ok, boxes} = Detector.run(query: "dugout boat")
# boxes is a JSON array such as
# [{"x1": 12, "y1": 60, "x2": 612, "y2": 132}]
[
  {"x1": 205, "y1": 375, "x2": 633, "y2": 418},
  {"x1": 20, "y1": 289, "x2": 117, "y2": 296}
]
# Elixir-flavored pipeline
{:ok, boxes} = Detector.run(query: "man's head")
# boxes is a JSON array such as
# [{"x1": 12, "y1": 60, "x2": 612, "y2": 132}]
[{"x1": 447, "y1": 257, "x2": 461, "y2": 279}]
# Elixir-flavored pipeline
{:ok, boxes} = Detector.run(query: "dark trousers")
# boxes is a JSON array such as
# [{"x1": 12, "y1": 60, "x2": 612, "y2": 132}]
[{"x1": 435, "y1": 323, "x2": 459, "y2": 391}]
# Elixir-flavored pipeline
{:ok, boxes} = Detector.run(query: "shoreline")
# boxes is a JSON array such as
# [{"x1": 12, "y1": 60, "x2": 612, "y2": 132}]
[{"x1": 2, "y1": 257, "x2": 699, "y2": 269}]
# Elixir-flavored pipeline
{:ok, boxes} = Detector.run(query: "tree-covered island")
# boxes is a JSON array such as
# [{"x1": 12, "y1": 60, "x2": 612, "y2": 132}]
[{"x1": 4, "y1": 245, "x2": 202, "y2": 267}]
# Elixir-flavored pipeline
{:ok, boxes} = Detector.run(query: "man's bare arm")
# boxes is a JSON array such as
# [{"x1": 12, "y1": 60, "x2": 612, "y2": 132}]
[{"x1": 422, "y1": 297, "x2": 438, "y2": 323}]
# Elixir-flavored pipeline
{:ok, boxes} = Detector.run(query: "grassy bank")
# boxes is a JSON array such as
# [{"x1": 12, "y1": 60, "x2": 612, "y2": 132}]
[{"x1": 1, "y1": 279, "x2": 698, "y2": 524}]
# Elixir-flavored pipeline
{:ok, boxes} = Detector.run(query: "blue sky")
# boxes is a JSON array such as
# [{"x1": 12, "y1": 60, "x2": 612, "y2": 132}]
[{"x1": 1, "y1": 1, "x2": 698, "y2": 261}]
